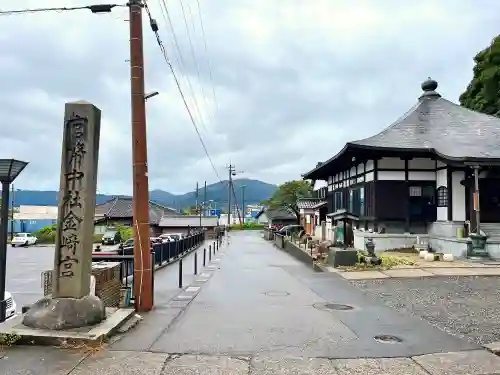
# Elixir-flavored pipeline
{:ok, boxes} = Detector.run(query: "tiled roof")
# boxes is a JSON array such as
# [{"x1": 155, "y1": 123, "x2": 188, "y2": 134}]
[
  {"x1": 312, "y1": 201, "x2": 327, "y2": 209},
  {"x1": 351, "y1": 78, "x2": 500, "y2": 158},
  {"x1": 158, "y1": 215, "x2": 218, "y2": 228},
  {"x1": 297, "y1": 198, "x2": 323, "y2": 209},
  {"x1": 266, "y1": 207, "x2": 296, "y2": 220},
  {"x1": 95, "y1": 197, "x2": 176, "y2": 224},
  {"x1": 303, "y1": 78, "x2": 500, "y2": 179}
]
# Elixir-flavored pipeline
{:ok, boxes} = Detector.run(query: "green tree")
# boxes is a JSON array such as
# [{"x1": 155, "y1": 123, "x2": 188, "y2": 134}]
[
  {"x1": 262, "y1": 180, "x2": 313, "y2": 221},
  {"x1": 459, "y1": 35, "x2": 500, "y2": 116}
]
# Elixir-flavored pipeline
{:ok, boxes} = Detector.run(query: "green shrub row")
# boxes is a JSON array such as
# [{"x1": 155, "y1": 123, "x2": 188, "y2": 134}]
[
  {"x1": 229, "y1": 222, "x2": 265, "y2": 230},
  {"x1": 32, "y1": 222, "x2": 133, "y2": 244}
]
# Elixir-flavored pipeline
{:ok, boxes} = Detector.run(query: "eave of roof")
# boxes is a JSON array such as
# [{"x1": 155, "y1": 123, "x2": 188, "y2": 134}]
[{"x1": 303, "y1": 78, "x2": 500, "y2": 180}]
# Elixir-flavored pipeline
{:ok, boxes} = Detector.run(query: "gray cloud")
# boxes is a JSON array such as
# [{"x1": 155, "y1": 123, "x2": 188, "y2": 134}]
[{"x1": 1, "y1": 0, "x2": 500, "y2": 194}]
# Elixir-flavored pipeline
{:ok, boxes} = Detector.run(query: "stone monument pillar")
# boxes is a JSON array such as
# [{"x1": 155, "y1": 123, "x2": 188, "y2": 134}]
[{"x1": 23, "y1": 101, "x2": 106, "y2": 330}]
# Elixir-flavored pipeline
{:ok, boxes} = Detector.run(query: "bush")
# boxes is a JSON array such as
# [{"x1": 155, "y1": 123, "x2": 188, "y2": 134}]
[
  {"x1": 33, "y1": 224, "x2": 121, "y2": 244},
  {"x1": 113, "y1": 223, "x2": 133, "y2": 241},
  {"x1": 33, "y1": 224, "x2": 57, "y2": 244},
  {"x1": 230, "y1": 222, "x2": 265, "y2": 230}
]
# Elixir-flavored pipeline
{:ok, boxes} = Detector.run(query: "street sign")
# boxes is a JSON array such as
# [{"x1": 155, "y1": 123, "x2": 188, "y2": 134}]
[{"x1": 209, "y1": 209, "x2": 221, "y2": 216}]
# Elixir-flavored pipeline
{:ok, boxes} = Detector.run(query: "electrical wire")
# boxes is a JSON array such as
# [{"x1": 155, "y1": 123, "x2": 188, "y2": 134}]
[
  {"x1": 194, "y1": 0, "x2": 219, "y2": 115},
  {"x1": 156, "y1": 0, "x2": 207, "y2": 132},
  {"x1": 177, "y1": 0, "x2": 210, "y2": 129},
  {"x1": 143, "y1": 2, "x2": 223, "y2": 184},
  {"x1": 0, "y1": 4, "x2": 126, "y2": 16}
]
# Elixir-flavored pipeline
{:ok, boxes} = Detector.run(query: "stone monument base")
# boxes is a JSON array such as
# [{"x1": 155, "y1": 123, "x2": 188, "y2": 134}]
[{"x1": 22, "y1": 295, "x2": 106, "y2": 330}]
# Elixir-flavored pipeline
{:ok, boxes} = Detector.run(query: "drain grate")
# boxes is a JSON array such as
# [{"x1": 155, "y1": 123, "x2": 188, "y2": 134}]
[
  {"x1": 313, "y1": 302, "x2": 354, "y2": 311},
  {"x1": 264, "y1": 291, "x2": 290, "y2": 297},
  {"x1": 374, "y1": 335, "x2": 403, "y2": 344}
]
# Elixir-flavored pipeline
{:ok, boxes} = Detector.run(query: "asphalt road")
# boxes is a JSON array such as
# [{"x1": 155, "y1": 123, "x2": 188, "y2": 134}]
[
  {"x1": 112, "y1": 231, "x2": 478, "y2": 359},
  {"x1": 5, "y1": 244, "x2": 54, "y2": 309},
  {"x1": 4, "y1": 241, "x2": 212, "y2": 310}
]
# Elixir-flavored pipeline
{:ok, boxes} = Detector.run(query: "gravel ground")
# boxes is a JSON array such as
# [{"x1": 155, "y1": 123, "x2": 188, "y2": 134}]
[{"x1": 349, "y1": 275, "x2": 500, "y2": 345}]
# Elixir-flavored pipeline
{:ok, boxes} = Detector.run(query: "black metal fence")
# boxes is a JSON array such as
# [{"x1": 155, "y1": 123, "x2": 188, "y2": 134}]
[{"x1": 91, "y1": 231, "x2": 205, "y2": 302}]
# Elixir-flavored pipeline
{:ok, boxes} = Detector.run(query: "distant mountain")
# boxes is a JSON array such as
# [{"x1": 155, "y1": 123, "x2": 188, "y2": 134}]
[{"x1": 10, "y1": 179, "x2": 277, "y2": 211}]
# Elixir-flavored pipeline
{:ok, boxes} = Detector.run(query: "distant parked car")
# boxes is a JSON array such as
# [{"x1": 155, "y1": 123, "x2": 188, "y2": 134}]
[
  {"x1": 119, "y1": 238, "x2": 134, "y2": 250},
  {"x1": 102, "y1": 230, "x2": 122, "y2": 245},
  {"x1": 159, "y1": 234, "x2": 173, "y2": 243},
  {"x1": 4, "y1": 291, "x2": 16, "y2": 320},
  {"x1": 11, "y1": 233, "x2": 37, "y2": 247},
  {"x1": 277, "y1": 225, "x2": 304, "y2": 237}
]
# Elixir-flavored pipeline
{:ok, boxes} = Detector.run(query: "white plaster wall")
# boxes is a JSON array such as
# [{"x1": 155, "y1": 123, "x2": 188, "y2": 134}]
[
  {"x1": 313, "y1": 180, "x2": 327, "y2": 189},
  {"x1": 436, "y1": 169, "x2": 447, "y2": 187},
  {"x1": 357, "y1": 164, "x2": 364, "y2": 174},
  {"x1": 365, "y1": 171, "x2": 374, "y2": 182},
  {"x1": 378, "y1": 171, "x2": 405, "y2": 180},
  {"x1": 408, "y1": 158, "x2": 435, "y2": 169},
  {"x1": 408, "y1": 171, "x2": 435, "y2": 181},
  {"x1": 437, "y1": 161, "x2": 446, "y2": 168},
  {"x1": 365, "y1": 160, "x2": 374, "y2": 171},
  {"x1": 436, "y1": 169, "x2": 447, "y2": 221},
  {"x1": 452, "y1": 171, "x2": 466, "y2": 221},
  {"x1": 378, "y1": 157, "x2": 405, "y2": 169}
]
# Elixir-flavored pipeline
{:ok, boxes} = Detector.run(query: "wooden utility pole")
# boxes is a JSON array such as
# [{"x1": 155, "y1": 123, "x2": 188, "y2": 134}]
[
  {"x1": 227, "y1": 164, "x2": 234, "y2": 226},
  {"x1": 129, "y1": 0, "x2": 152, "y2": 312},
  {"x1": 203, "y1": 181, "x2": 207, "y2": 216},
  {"x1": 241, "y1": 185, "x2": 246, "y2": 226}
]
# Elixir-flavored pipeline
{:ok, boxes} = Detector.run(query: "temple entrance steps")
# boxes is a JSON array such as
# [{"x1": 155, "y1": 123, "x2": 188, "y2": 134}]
[{"x1": 480, "y1": 223, "x2": 500, "y2": 239}]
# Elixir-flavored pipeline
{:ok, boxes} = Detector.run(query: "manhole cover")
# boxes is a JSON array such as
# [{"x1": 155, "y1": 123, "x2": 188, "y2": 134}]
[
  {"x1": 313, "y1": 302, "x2": 354, "y2": 311},
  {"x1": 264, "y1": 291, "x2": 290, "y2": 297},
  {"x1": 374, "y1": 335, "x2": 403, "y2": 344}
]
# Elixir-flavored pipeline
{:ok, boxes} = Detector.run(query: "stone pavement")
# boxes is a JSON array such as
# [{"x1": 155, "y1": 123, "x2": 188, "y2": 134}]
[
  {"x1": 332, "y1": 265, "x2": 500, "y2": 280},
  {"x1": 3, "y1": 232, "x2": 500, "y2": 374}
]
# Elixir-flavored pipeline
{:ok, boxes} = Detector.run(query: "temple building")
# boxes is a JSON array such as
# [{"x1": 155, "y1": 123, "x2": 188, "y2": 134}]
[{"x1": 302, "y1": 78, "x2": 500, "y2": 259}]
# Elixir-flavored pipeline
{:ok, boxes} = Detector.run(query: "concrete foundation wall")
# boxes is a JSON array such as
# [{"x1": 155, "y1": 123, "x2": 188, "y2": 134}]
[{"x1": 354, "y1": 231, "x2": 422, "y2": 251}]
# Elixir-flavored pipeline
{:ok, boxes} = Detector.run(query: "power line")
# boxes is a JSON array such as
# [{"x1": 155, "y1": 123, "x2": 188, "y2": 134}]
[
  {"x1": 177, "y1": 0, "x2": 210, "y2": 130},
  {"x1": 0, "y1": 4, "x2": 125, "y2": 16},
  {"x1": 143, "y1": 2, "x2": 223, "y2": 183},
  {"x1": 156, "y1": 0, "x2": 207, "y2": 132},
  {"x1": 194, "y1": 0, "x2": 219, "y2": 116}
]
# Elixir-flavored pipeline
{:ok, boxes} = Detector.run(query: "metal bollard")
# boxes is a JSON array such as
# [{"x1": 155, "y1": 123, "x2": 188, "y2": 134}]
[
  {"x1": 213, "y1": 242, "x2": 216, "y2": 254},
  {"x1": 216, "y1": 240, "x2": 218, "y2": 251},
  {"x1": 209, "y1": 245, "x2": 212, "y2": 261},
  {"x1": 178, "y1": 257, "x2": 183, "y2": 288},
  {"x1": 194, "y1": 251, "x2": 198, "y2": 275},
  {"x1": 203, "y1": 248, "x2": 206, "y2": 266}
]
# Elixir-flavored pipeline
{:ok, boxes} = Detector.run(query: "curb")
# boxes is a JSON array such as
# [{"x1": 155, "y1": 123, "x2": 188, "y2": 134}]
[{"x1": 270, "y1": 238, "x2": 325, "y2": 273}]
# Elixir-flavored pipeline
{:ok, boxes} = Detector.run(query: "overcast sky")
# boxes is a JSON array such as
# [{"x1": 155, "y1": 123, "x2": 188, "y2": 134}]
[{"x1": 1, "y1": 1, "x2": 499, "y2": 195}]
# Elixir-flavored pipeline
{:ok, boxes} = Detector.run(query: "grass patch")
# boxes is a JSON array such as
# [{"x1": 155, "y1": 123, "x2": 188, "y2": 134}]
[{"x1": 336, "y1": 250, "x2": 417, "y2": 271}]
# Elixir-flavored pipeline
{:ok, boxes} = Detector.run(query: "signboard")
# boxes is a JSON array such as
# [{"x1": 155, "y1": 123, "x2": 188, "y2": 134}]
[{"x1": 209, "y1": 209, "x2": 221, "y2": 216}]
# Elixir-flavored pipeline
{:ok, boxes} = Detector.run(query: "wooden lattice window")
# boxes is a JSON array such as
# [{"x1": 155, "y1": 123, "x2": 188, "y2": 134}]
[{"x1": 437, "y1": 186, "x2": 448, "y2": 207}]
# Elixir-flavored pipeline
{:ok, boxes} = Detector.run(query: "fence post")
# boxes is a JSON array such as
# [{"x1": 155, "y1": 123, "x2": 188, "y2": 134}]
[
  {"x1": 178, "y1": 256, "x2": 183, "y2": 288},
  {"x1": 151, "y1": 252, "x2": 155, "y2": 305},
  {"x1": 209, "y1": 244, "x2": 212, "y2": 261},
  {"x1": 203, "y1": 248, "x2": 206, "y2": 266},
  {"x1": 194, "y1": 251, "x2": 198, "y2": 275}
]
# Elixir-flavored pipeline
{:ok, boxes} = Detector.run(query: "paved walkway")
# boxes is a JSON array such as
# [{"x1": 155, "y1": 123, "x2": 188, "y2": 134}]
[{"x1": 3, "y1": 232, "x2": 500, "y2": 374}]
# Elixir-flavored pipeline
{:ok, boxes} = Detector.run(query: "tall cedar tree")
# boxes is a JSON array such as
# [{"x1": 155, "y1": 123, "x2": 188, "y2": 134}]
[{"x1": 459, "y1": 35, "x2": 500, "y2": 116}]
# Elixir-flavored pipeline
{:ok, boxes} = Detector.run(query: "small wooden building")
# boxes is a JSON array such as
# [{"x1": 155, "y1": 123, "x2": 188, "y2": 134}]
[
  {"x1": 256, "y1": 208, "x2": 296, "y2": 228},
  {"x1": 303, "y1": 78, "x2": 500, "y2": 259},
  {"x1": 94, "y1": 196, "x2": 176, "y2": 236}
]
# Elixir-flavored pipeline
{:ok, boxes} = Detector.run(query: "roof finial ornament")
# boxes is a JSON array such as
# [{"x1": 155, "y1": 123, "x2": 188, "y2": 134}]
[
  {"x1": 421, "y1": 77, "x2": 438, "y2": 92},
  {"x1": 419, "y1": 77, "x2": 441, "y2": 99}
]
